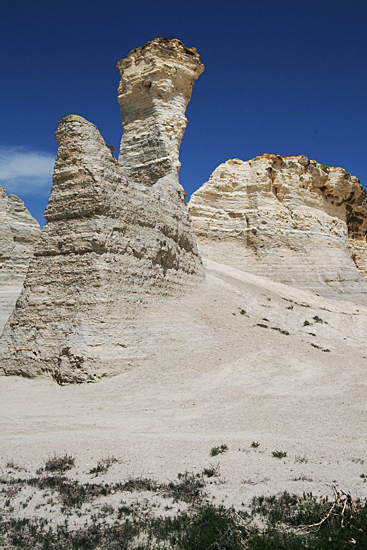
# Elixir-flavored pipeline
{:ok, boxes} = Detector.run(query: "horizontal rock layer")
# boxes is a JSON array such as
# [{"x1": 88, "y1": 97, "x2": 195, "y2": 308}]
[
  {"x1": 117, "y1": 38, "x2": 204, "y2": 184},
  {"x1": 0, "y1": 113, "x2": 203, "y2": 383},
  {"x1": 0, "y1": 187, "x2": 40, "y2": 332},
  {"x1": 189, "y1": 154, "x2": 367, "y2": 304},
  {"x1": 0, "y1": 187, "x2": 40, "y2": 282}
]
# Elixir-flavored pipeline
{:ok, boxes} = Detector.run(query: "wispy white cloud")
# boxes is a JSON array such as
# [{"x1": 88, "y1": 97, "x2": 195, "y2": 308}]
[{"x1": 0, "y1": 145, "x2": 54, "y2": 197}]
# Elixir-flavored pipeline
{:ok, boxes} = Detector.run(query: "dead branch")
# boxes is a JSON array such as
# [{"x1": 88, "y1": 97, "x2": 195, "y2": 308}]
[{"x1": 300, "y1": 486, "x2": 358, "y2": 532}]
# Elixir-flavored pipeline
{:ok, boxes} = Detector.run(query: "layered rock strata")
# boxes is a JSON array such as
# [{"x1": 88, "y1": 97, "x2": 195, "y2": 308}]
[
  {"x1": 0, "y1": 187, "x2": 40, "y2": 282},
  {"x1": 189, "y1": 154, "x2": 367, "y2": 303},
  {"x1": 0, "y1": 39, "x2": 203, "y2": 383},
  {"x1": 0, "y1": 187, "x2": 40, "y2": 331},
  {"x1": 117, "y1": 37, "x2": 204, "y2": 184}
]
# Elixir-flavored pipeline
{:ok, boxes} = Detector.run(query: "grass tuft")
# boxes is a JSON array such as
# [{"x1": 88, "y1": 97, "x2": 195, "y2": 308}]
[
  {"x1": 44, "y1": 453, "x2": 75, "y2": 473},
  {"x1": 210, "y1": 444, "x2": 228, "y2": 457},
  {"x1": 89, "y1": 456, "x2": 119, "y2": 476},
  {"x1": 272, "y1": 450, "x2": 287, "y2": 459}
]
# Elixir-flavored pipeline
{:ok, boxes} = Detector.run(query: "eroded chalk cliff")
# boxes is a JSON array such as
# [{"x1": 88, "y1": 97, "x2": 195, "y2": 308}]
[
  {"x1": 0, "y1": 187, "x2": 40, "y2": 331},
  {"x1": 0, "y1": 187, "x2": 40, "y2": 282},
  {"x1": 2, "y1": 37, "x2": 367, "y2": 385},
  {"x1": 117, "y1": 38, "x2": 204, "y2": 184},
  {"x1": 189, "y1": 154, "x2": 367, "y2": 303},
  {"x1": 0, "y1": 39, "x2": 203, "y2": 383}
]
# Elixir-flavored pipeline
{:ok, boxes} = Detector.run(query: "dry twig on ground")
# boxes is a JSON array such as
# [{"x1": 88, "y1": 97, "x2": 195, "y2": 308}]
[{"x1": 300, "y1": 485, "x2": 358, "y2": 532}]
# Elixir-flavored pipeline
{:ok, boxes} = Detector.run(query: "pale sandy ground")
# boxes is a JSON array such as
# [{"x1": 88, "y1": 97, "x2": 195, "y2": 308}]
[{"x1": 1, "y1": 258, "x2": 367, "y2": 527}]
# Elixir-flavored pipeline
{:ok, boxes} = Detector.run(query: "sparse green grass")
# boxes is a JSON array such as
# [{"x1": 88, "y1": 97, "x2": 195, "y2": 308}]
[
  {"x1": 27, "y1": 475, "x2": 109, "y2": 508},
  {"x1": 202, "y1": 463, "x2": 220, "y2": 478},
  {"x1": 304, "y1": 316, "x2": 328, "y2": 328},
  {"x1": 272, "y1": 450, "x2": 287, "y2": 459},
  {"x1": 166, "y1": 471, "x2": 205, "y2": 503},
  {"x1": 210, "y1": 444, "x2": 228, "y2": 457},
  {"x1": 89, "y1": 456, "x2": 119, "y2": 476},
  {"x1": 310, "y1": 343, "x2": 330, "y2": 352},
  {"x1": 0, "y1": 504, "x2": 246, "y2": 549},
  {"x1": 172, "y1": 504, "x2": 245, "y2": 549},
  {"x1": 250, "y1": 490, "x2": 367, "y2": 549},
  {"x1": 251, "y1": 441, "x2": 260, "y2": 448},
  {"x1": 3, "y1": 495, "x2": 367, "y2": 549},
  {"x1": 118, "y1": 475, "x2": 161, "y2": 493},
  {"x1": 6, "y1": 460, "x2": 24, "y2": 472},
  {"x1": 2, "y1": 459, "x2": 367, "y2": 550},
  {"x1": 271, "y1": 326, "x2": 290, "y2": 335},
  {"x1": 44, "y1": 453, "x2": 75, "y2": 473}
]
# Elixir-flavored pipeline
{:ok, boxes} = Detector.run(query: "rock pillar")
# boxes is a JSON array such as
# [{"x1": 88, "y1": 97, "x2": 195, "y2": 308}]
[
  {"x1": 117, "y1": 38, "x2": 204, "y2": 184},
  {"x1": 0, "y1": 39, "x2": 204, "y2": 384}
]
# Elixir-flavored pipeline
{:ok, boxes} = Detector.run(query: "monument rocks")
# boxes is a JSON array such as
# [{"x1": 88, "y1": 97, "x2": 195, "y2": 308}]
[
  {"x1": 1, "y1": 39, "x2": 367, "y2": 384},
  {"x1": 0, "y1": 39, "x2": 204, "y2": 383}
]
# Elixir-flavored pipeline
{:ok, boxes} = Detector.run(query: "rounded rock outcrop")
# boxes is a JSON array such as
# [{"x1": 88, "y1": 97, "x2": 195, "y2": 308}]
[{"x1": 189, "y1": 154, "x2": 367, "y2": 303}]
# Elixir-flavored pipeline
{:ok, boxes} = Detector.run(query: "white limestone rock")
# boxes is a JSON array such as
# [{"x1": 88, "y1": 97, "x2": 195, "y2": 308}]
[
  {"x1": 0, "y1": 187, "x2": 40, "y2": 282},
  {"x1": 0, "y1": 39, "x2": 204, "y2": 384},
  {"x1": 189, "y1": 154, "x2": 367, "y2": 303},
  {"x1": 117, "y1": 37, "x2": 204, "y2": 184},
  {"x1": 0, "y1": 187, "x2": 40, "y2": 331}
]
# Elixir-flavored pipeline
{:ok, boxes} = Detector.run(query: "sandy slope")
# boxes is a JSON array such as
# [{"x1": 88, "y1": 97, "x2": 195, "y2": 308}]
[{"x1": 1, "y1": 257, "x2": 367, "y2": 517}]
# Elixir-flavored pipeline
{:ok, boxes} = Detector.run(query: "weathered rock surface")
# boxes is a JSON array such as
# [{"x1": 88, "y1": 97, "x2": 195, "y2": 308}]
[
  {"x1": 189, "y1": 154, "x2": 367, "y2": 303},
  {"x1": 0, "y1": 187, "x2": 40, "y2": 282},
  {"x1": 0, "y1": 39, "x2": 203, "y2": 384},
  {"x1": 0, "y1": 187, "x2": 40, "y2": 331},
  {"x1": 117, "y1": 37, "x2": 204, "y2": 184}
]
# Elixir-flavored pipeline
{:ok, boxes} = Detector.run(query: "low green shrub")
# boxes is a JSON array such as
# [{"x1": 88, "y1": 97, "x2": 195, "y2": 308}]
[{"x1": 210, "y1": 444, "x2": 228, "y2": 457}]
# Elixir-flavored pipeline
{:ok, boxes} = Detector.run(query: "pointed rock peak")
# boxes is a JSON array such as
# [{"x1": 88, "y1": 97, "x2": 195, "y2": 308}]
[
  {"x1": 117, "y1": 38, "x2": 204, "y2": 184},
  {"x1": 44, "y1": 115, "x2": 119, "y2": 222}
]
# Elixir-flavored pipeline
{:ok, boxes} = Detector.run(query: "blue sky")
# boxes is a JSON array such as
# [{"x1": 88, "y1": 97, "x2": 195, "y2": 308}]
[{"x1": 1, "y1": 0, "x2": 366, "y2": 226}]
